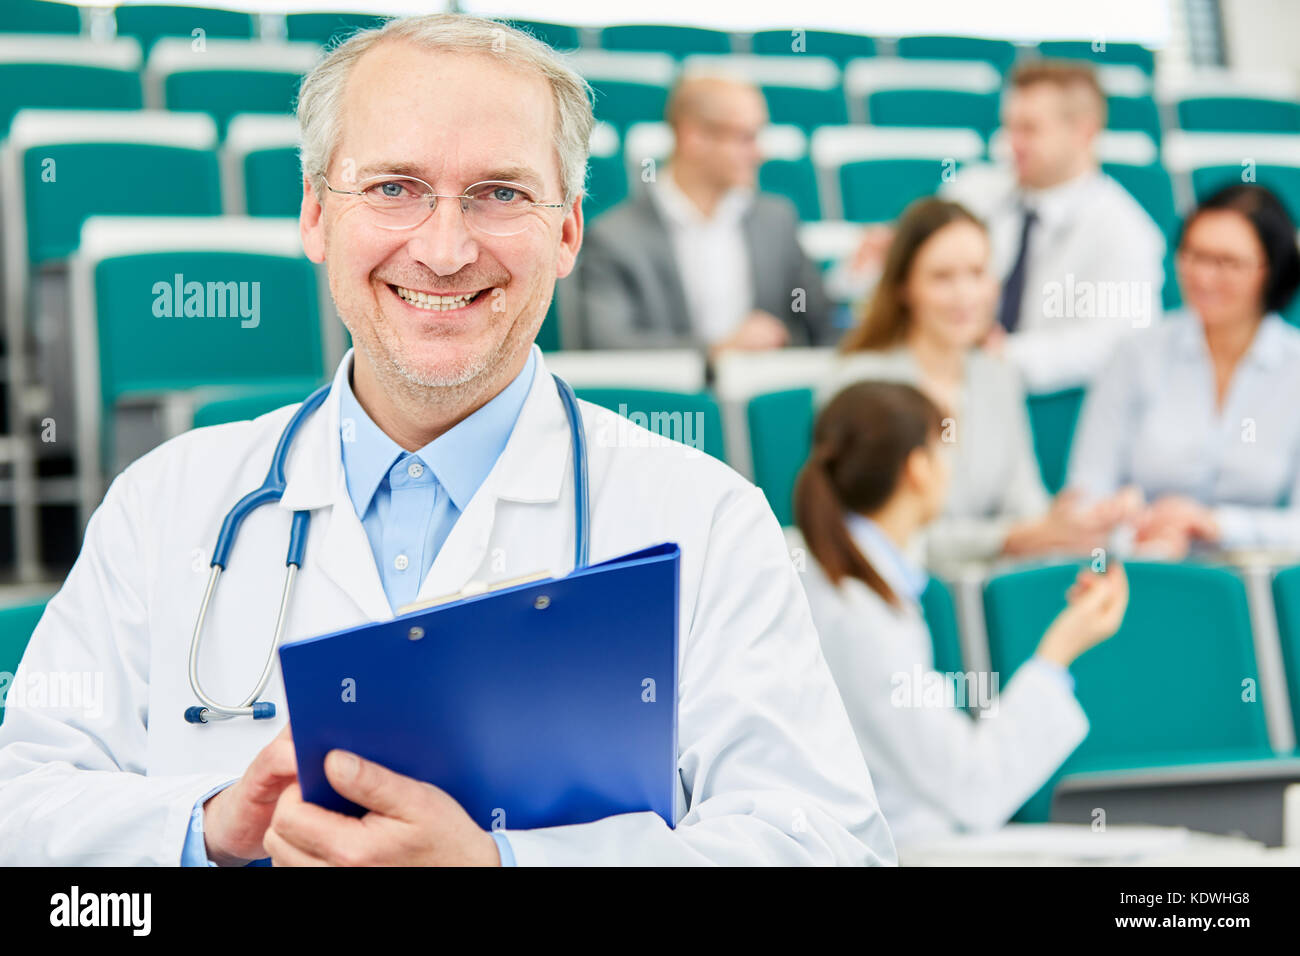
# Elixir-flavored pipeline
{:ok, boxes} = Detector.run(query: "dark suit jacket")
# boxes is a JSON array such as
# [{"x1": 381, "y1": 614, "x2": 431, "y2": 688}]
[{"x1": 561, "y1": 186, "x2": 834, "y2": 350}]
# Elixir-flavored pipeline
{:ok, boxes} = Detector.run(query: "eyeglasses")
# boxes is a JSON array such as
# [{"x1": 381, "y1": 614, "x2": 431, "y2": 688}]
[
  {"x1": 1176, "y1": 246, "x2": 1265, "y2": 276},
  {"x1": 322, "y1": 174, "x2": 566, "y2": 236}
]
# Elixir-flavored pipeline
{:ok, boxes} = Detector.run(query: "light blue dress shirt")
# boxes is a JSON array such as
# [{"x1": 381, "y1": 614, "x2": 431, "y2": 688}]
[
  {"x1": 846, "y1": 512, "x2": 1075, "y2": 692},
  {"x1": 1068, "y1": 311, "x2": 1300, "y2": 550},
  {"x1": 183, "y1": 349, "x2": 537, "y2": 867}
]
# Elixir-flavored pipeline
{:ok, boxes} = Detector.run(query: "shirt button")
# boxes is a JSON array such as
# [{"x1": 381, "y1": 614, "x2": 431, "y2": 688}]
[
  {"x1": 393, "y1": 554, "x2": 409, "y2": 572},
  {"x1": 407, "y1": 460, "x2": 424, "y2": 479}
]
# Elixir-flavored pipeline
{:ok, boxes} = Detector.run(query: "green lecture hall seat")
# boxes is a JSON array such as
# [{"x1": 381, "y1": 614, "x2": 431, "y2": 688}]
[
  {"x1": 759, "y1": 157, "x2": 821, "y2": 222},
  {"x1": 587, "y1": 79, "x2": 670, "y2": 132},
  {"x1": 761, "y1": 85, "x2": 849, "y2": 131},
  {"x1": 285, "y1": 12, "x2": 389, "y2": 44},
  {"x1": 84, "y1": 242, "x2": 326, "y2": 472},
  {"x1": 1025, "y1": 387, "x2": 1085, "y2": 495},
  {"x1": 114, "y1": 4, "x2": 254, "y2": 55},
  {"x1": 599, "y1": 24, "x2": 732, "y2": 58},
  {"x1": 895, "y1": 35, "x2": 1018, "y2": 73},
  {"x1": 21, "y1": 143, "x2": 220, "y2": 266},
  {"x1": 0, "y1": 63, "x2": 143, "y2": 139},
  {"x1": 0, "y1": 598, "x2": 52, "y2": 726},
  {"x1": 1037, "y1": 40, "x2": 1156, "y2": 75},
  {"x1": 984, "y1": 561, "x2": 1272, "y2": 822},
  {"x1": 190, "y1": 384, "x2": 319, "y2": 429},
  {"x1": 508, "y1": 19, "x2": 582, "y2": 51},
  {"x1": 868, "y1": 89, "x2": 1001, "y2": 141},
  {"x1": 575, "y1": 388, "x2": 726, "y2": 462},
  {"x1": 839, "y1": 158, "x2": 964, "y2": 222},
  {"x1": 5, "y1": 0, "x2": 82, "y2": 33},
  {"x1": 747, "y1": 387, "x2": 813, "y2": 526},
  {"x1": 1270, "y1": 565, "x2": 1300, "y2": 743},
  {"x1": 1102, "y1": 161, "x2": 1181, "y2": 310},
  {"x1": 583, "y1": 152, "x2": 630, "y2": 221},
  {"x1": 750, "y1": 29, "x2": 876, "y2": 63},
  {"x1": 1107, "y1": 94, "x2": 1162, "y2": 143},
  {"x1": 242, "y1": 146, "x2": 303, "y2": 217},
  {"x1": 164, "y1": 68, "x2": 304, "y2": 137},
  {"x1": 1176, "y1": 96, "x2": 1300, "y2": 133},
  {"x1": 920, "y1": 577, "x2": 964, "y2": 677}
]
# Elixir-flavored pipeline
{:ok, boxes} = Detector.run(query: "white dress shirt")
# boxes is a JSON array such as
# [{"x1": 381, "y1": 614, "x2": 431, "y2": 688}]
[
  {"x1": 1068, "y1": 311, "x2": 1300, "y2": 551},
  {"x1": 794, "y1": 520, "x2": 1088, "y2": 849},
  {"x1": 651, "y1": 166, "x2": 755, "y2": 344},
  {"x1": 943, "y1": 164, "x2": 1166, "y2": 392}
]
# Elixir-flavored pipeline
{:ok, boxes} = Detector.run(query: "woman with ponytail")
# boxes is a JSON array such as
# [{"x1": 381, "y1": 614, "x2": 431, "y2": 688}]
[{"x1": 794, "y1": 381, "x2": 1129, "y2": 849}]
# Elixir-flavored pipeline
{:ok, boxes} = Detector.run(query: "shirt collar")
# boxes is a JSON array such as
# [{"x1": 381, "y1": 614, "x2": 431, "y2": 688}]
[
  {"x1": 651, "y1": 164, "x2": 753, "y2": 227},
  {"x1": 338, "y1": 347, "x2": 538, "y2": 517},
  {"x1": 1173, "y1": 309, "x2": 1289, "y2": 371},
  {"x1": 1019, "y1": 168, "x2": 1100, "y2": 230},
  {"x1": 844, "y1": 512, "x2": 929, "y2": 603}
]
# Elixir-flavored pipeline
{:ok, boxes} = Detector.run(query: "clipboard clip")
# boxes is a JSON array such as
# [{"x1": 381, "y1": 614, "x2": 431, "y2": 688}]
[{"x1": 395, "y1": 571, "x2": 553, "y2": 616}]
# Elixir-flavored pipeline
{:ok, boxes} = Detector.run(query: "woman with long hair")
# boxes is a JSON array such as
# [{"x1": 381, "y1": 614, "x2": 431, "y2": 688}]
[
  {"x1": 824, "y1": 198, "x2": 1110, "y2": 571},
  {"x1": 794, "y1": 380, "x2": 1129, "y2": 848}
]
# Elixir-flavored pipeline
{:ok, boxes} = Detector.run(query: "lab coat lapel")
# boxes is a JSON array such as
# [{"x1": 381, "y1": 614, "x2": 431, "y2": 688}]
[
  {"x1": 415, "y1": 347, "x2": 572, "y2": 601},
  {"x1": 278, "y1": 351, "x2": 393, "y2": 623}
]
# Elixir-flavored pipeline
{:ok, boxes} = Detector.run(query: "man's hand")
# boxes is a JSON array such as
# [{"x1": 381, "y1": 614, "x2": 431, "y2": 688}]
[
  {"x1": 708, "y1": 310, "x2": 789, "y2": 359},
  {"x1": 203, "y1": 724, "x2": 298, "y2": 866},
  {"x1": 263, "y1": 749, "x2": 501, "y2": 866}
]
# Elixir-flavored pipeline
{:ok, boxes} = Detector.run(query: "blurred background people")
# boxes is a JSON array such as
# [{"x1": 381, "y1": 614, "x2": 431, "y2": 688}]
[
  {"x1": 1067, "y1": 184, "x2": 1300, "y2": 558},
  {"x1": 948, "y1": 61, "x2": 1166, "y2": 391},
  {"x1": 822, "y1": 198, "x2": 1112, "y2": 572},
  {"x1": 793, "y1": 380, "x2": 1129, "y2": 848},
  {"x1": 571, "y1": 72, "x2": 834, "y2": 356}
]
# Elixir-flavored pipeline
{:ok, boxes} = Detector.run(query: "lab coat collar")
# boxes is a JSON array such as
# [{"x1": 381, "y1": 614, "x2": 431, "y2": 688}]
[
  {"x1": 279, "y1": 344, "x2": 565, "y2": 514},
  {"x1": 276, "y1": 344, "x2": 573, "y2": 619}
]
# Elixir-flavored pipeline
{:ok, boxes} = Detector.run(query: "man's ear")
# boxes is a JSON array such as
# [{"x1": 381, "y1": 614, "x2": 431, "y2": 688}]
[
  {"x1": 301, "y1": 175, "x2": 326, "y2": 264},
  {"x1": 555, "y1": 194, "x2": 585, "y2": 280}
]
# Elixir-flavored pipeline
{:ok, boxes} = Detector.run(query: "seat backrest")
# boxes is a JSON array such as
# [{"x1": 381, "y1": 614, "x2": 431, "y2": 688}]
[
  {"x1": 0, "y1": 37, "x2": 144, "y2": 137},
  {"x1": 985, "y1": 561, "x2": 1271, "y2": 771},
  {"x1": 747, "y1": 387, "x2": 814, "y2": 526},
  {"x1": 1270, "y1": 565, "x2": 1300, "y2": 742},
  {"x1": 0, "y1": 597, "x2": 53, "y2": 725},
  {"x1": 7, "y1": 110, "x2": 220, "y2": 266},
  {"x1": 575, "y1": 387, "x2": 726, "y2": 462}
]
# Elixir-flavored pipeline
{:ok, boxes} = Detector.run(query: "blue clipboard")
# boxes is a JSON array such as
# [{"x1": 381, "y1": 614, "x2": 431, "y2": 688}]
[{"x1": 278, "y1": 542, "x2": 680, "y2": 832}]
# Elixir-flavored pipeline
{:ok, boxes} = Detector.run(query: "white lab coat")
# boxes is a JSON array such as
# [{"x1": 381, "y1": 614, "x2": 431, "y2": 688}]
[
  {"x1": 791, "y1": 526, "x2": 1088, "y2": 849},
  {"x1": 0, "y1": 347, "x2": 895, "y2": 866}
]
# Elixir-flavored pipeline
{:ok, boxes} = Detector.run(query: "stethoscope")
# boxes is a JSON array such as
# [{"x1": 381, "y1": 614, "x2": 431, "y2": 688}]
[{"x1": 183, "y1": 373, "x2": 590, "y2": 725}]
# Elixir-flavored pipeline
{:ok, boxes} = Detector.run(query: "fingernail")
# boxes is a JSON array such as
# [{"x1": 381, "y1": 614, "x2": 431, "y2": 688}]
[{"x1": 332, "y1": 751, "x2": 359, "y2": 778}]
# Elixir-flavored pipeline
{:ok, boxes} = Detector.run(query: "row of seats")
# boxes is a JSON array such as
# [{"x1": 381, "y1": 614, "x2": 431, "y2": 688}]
[
  {"x1": 3, "y1": 1, "x2": 1157, "y2": 71},
  {"x1": 7, "y1": 29, "x2": 1299, "y2": 144},
  {"x1": 910, "y1": 560, "x2": 1300, "y2": 822}
]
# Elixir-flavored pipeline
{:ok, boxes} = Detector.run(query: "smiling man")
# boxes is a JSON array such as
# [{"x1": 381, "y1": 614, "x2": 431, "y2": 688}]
[{"x1": 0, "y1": 14, "x2": 895, "y2": 867}]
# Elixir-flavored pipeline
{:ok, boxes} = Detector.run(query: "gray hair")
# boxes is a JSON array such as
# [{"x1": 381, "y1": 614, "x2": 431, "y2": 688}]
[{"x1": 296, "y1": 13, "x2": 594, "y2": 205}]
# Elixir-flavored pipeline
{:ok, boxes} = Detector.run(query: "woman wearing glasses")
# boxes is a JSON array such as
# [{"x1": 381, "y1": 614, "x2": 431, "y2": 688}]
[{"x1": 1067, "y1": 184, "x2": 1300, "y2": 556}]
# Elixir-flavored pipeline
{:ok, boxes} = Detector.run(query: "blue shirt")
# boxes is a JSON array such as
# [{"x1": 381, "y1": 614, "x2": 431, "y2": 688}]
[
  {"x1": 339, "y1": 349, "x2": 537, "y2": 612},
  {"x1": 1069, "y1": 311, "x2": 1300, "y2": 550},
  {"x1": 182, "y1": 350, "x2": 536, "y2": 867}
]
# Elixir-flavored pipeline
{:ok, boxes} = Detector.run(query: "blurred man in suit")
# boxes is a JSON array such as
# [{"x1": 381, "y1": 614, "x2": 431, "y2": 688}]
[
  {"x1": 570, "y1": 73, "x2": 834, "y2": 355},
  {"x1": 944, "y1": 60, "x2": 1166, "y2": 391}
]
